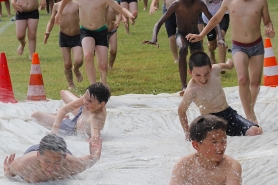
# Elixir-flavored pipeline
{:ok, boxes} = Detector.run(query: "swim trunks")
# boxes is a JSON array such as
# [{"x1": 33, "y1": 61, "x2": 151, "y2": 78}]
[
  {"x1": 108, "y1": 29, "x2": 117, "y2": 39},
  {"x1": 205, "y1": 14, "x2": 230, "y2": 41},
  {"x1": 24, "y1": 144, "x2": 72, "y2": 155},
  {"x1": 59, "y1": 107, "x2": 83, "y2": 135},
  {"x1": 59, "y1": 32, "x2": 82, "y2": 48},
  {"x1": 232, "y1": 37, "x2": 264, "y2": 57},
  {"x1": 176, "y1": 31, "x2": 202, "y2": 51},
  {"x1": 121, "y1": 0, "x2": 137, "y2": 3},
  {"x1": 80, "y1": 25, "x2": 109, "y2": 47},
  {"x1": 163, "y1": 3, "x2": 177, "y2": 38},
  {"x1": 211, "y1": 106, "x2": 259, "y2": 136},
  {"x1": 16, "y1": 9, "x2": 39, "y2": 20}
]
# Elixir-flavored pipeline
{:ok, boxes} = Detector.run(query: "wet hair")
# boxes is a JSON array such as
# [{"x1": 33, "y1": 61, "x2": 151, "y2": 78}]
[
  {"x1": 86, "y1": 82, "x2": 111, "y2": 104},
  {"x1": 39, "y1": 135, "x2": 67, "y2": 156},
  {"x1": 189, "y1": 115, "x2": 227, "y2": 143},
  {"x1": 189, "y1": 52, "x2": 212, "y2": 72}
]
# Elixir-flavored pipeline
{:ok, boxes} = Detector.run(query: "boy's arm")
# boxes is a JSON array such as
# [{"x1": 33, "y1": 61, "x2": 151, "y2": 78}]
[
  {"x1": 65, "y1": 137, "x2": 102, "y2": 174},
  {"x1": 3, "y1": 154, "x2": 17, "y2": 178},
  {"x1": 186, "y1": 1, "x2": 228, "y2": 43},
  {"x1": 55, "y1": 0, "x2": 70, "y2": 24},
  {"x1": 178, "y1": 89, "x2": 193, "y2": 140},
  {"x1": 51, "y1": 97, "x2": 84, "y2": 134},
  {"x1": 11, "y1": 0, "x2": 23, "y2": 12},
  {"x1": 217, "y1": 58, "x2": 234, "y2": 72},
  {"x1": 142, "y1": 2, "x2": 178, "y2": 47},
  {"x1": 226, "y1": 159, "x2": 242, "y2": 185},
  {"x1": 44, "y1": 3, "x2": 58, "y2": 44},
  {"x1": 39, "y1": 0, "x2": 46, "y2": 10},
  {"x1": 149, "y1": 0, "x2": 159, "y2": 15},
  {"x1": 169, "y1": 158, "x2": 187, "y2": 185},
  {"x1": 262, "y1": 0, "x2": 275, "y2": 38}
]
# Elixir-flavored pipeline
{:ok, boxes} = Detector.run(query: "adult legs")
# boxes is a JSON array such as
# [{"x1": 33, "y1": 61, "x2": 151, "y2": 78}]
[
  {"x1": 143, "y1": 0, "x2": 147, "y2": 10},
  {"x1": 61, "y1": 47, "x2": 75, "y2": 90},
  {"x1": 82, "y1": 37, "x2": 97, "y2": 84},
  {"x1": 108, "y1": 32, "x2": 118, "y2": 68},
  {"x1": 72, "y1": 46, "x2": 83, "y2": 82},
  {"x1": 4, "y1": 0, "x2": 11, "y2": 16},
  {"x1": 218, "y1": 30, "x2": 227, "y2": 64},
  {"x1": 27, "y1": 18, "x2": 39, "y2": 60},
  {"x1": 95, "y1": 45, "x2": 109, "y2": 86},
  {"x1": 207, "y1": 39, "x2": 217, "y2": 64}
]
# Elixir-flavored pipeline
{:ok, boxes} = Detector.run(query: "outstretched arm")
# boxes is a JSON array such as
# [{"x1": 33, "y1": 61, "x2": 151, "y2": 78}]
[
  {"x1": 3, "y1": 154, "x2": 16, "y2": 178},
  {"x1": 65, "y1": 137, "x2": 102, "y2": 174}
]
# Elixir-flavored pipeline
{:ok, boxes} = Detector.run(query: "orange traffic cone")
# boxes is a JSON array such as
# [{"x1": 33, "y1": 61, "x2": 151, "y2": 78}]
[
  {"x1": 27, "y1": 53, "x2": 47, "y2": 101},
  {"x1": 263, "y1": 38, "x2": 278, "y2": 87},
  {"x1": 0, "y1": 53, "x2": 17, "y2": 103}
]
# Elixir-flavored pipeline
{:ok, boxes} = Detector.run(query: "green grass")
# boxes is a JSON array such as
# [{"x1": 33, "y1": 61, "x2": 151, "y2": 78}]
[{"x1": 0, "y1": 0, "x2": 277, "y2": 100}]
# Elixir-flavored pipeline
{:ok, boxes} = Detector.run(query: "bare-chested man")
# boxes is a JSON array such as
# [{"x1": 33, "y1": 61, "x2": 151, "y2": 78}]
[
  {"x1": 170, "y1": 115, "x2": 242, "y2": 185},
  {"x1": 11, "y1": 0, "x2": 46, "y2": 60},
  {"x1": 44, "y1": 0, "x2": 83, "y2": 90},
  {"x1": 55, "y1": 0, "x2": 136, "y2": 87},
  {"x1": 149, "y1": 0, "x2": 178, "y2": 63},
  {"x1": 186, "y1": 0, "x2": 275, "y2": 124},
  {"x1": 178, "y1": 52, "x2": 262, "y2": 140},
  {"x1": 4, "y1": 134, "x2": 101, "y2": 183},
  {"x1": 31, "y1": 82, "x2": 111, "y2": 139},
  {"x1": 144, "y1": 0, "x2": 224, "y2": 95}
]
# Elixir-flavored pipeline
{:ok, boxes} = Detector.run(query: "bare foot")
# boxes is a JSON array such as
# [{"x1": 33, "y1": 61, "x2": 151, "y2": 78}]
[
  {"x1": 68, "y1": 83, "x2": 75, "y2": 91},
  {"x1": 17, "y1": 41, "x2": 26, "y2": 56},
  {"x1": 74, "y1": 69, "x2": 83, "y2": 82}
]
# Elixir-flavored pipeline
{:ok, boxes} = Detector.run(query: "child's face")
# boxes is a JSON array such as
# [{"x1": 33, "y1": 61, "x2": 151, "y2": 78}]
[
  {"x1": 197, "y1": 129, "x2": 227, "y2": 162},
  {"x1": 189, "y1": 65, "x2": 211, "y2": 86},
  {"x1": 83, "y1": 90, "x2": 103, "y2": 112}
]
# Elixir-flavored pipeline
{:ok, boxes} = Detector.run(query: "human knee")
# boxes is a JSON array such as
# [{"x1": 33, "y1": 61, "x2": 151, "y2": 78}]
[
  {"x1": 28, "y1": 32, "x2": 37, "y2": 40},
  {"x1": 238, "y1": 75, "x2": 250, "y2": 86},
  {"x1": 109, "y1": 48, "x2": 117, "y2": 56},
  {"x1": 99, "y1": 63, "x2": 108, "y2": 72},
  {"x1": 245, "y1": 126, "x2": 263, "y2": 136},
  {"x1": 250, "y1": 81, "x2": 261, "y2": 89},
  {"x1": 84, "y1": 52, "x2": 94, "y2": 62},
  {"x1": 207, "y1": 43, "x2": 217, "y2": 51},
  {"x1": 60, "y1": 90, "x2": 70, "y2": 98},
  {"x1": 31, "y1": 111, "x2": 41, "y2": 120},
  {"x1": 64, "y1": 62, "x2": 72, "y2": 70}
]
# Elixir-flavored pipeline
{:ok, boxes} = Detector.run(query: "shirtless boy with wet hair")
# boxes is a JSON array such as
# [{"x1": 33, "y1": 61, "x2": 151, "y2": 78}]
[
  {"x1": 31, "y1": 82, "x2": 111, "y2": 139},
  {"x1": 170, "y1": 115, "x2": 242, "y2": 185},
  {"x1": 44, "y1": 0, "x2": 83, "y2": 90},
  {"x1": 55, "y1": 0, "x2": 136, "y2": 87},
  {"x1": 178, "y1": 52, "x2": 262, "y2": 139},
  {"x1": 149, "y1": 0, "x2": 179, "y2": 63},
  {"x1": 11, "y1": 0, "x2": 46, "y2": 60},
  {"x1": 186, "y1": 0, "x2": 275, "y2": 124},
  {"x1": 143, "y1": 0, "x2": 224, "y2": 95},
  {"x1": 4, "y1": 134, "x2": 102, "y2": 183}
]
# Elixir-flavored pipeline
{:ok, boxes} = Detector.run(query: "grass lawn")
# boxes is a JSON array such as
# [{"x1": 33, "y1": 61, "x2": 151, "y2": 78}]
[{"x1": 0, "y1": 0, "x2": 277, "y2": 100}]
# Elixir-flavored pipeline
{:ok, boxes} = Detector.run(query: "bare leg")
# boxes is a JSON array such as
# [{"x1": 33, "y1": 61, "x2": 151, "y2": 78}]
[
  {"x1": 248, "y1": 54, "x2": 264, "y2": 124},
  {"x1": 168, "y1": 35, "x2": 178, "y2": 62},
  {"x1": 82, "y1": 37, "x2": 96, "y2": 84},
  {"x1": 233, "y1": 52, "x2": 255, "y2": 122},
  {"x1": 120, "y1": 2, "x2": 130, "y2": 35},
  {"x1": 31, "y1": 112, "x2": 56, "y2": 129},
  {"x1": 245, "y1": 126, "x2": 263, "y2": 136},
  {"x1": 198, "y1": 23, "x2": 204, "y2": 50},
  {"x1": 72, "y1": 46, "x2": 83, "y2": 82},
  {"x1": 16, "y1": 19, "x2": 27, "y2": 56},
  {"x1": 4, "y1": 0, "x2": 11, "y2": 16},
  {"x1": 207, "y1": 39, "x2": 217, "y2": 64},
  {"x1": 95, "y1": 45, "x2": 109, "y2": 86},
  {"x1": 108, "y1": 32, "x2": 118, "y2": 68},
  {"x1": 218, "y1": 30, "x2": 227, "y2": 64},
  {"x1": 60, "y1": 90, "x2": 80, "y2": 116},
  {"x1": 61, "y1": 47, "x2": 75, "y2": 90},
  {"x1": 27, "y1": 18, "x2": 39, "y2": 60},
  {"x1": 143, "y1": 0, "x2": 147, "y2": 10}
]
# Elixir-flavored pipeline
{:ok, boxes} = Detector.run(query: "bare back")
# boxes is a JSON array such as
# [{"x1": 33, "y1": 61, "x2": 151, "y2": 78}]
[
  {"x1": 188, "y1": 65, "x2": 229, "y2": 114},
  {"x1": 16, "y1": 0, "x2": 39, "y2": 11},
  {"x1": 170, "y1": 154, "x2": 241, "y2": 184},
  {"x1": 223, "y1": 0, "x2": 269, "y2": 43},
  {"x1": 56, "y1": 1, "x2": 80, "y2": 36}
]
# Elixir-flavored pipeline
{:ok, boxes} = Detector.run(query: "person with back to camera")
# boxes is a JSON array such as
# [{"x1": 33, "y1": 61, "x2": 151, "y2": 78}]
[
  {"x1": 178, "y1": 52, "x2": 262, "y2": 140},
  {"x1": 4, "y1": 134, "x2": 102, "y2": 183},
  {"x1": 170, "y1": 115, "x2": 242, "y2": 185}
]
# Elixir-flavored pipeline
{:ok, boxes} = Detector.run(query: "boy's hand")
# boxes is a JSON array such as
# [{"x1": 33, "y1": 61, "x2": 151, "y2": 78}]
[
  {"x1": 129, "y1": 11, "x2": 137, "y2": 25},
  {"x1": 89, "y1": 136, "x2": 102, "y2": 159},
  {"x1": 142, "y1": 40, "x2": 159, "y2": 48},
  {"x1": 217, "y1": 39, "x2": 228, "y2": 48},
  {"x1": 186, "y1": 34, "x2": 202, "y2": 43},
  {"x1": 149, "y1": 5, "x2": 158, "y2": 15},
  {"x1": 44, "y1": 33, "x2": 50, "y2": 44},
  {"x1": 265, "y1": 28, "x2": 275, "y2": 38},
  {"x1": 11, "y1": 2, "x2": 23, "y2": 13},
  {"x1": 112, "y1": 21, "x2": 119, "y2": 29},
  {"x1": 4, "y1": 154, "x2": 15, "y2": 174}
]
